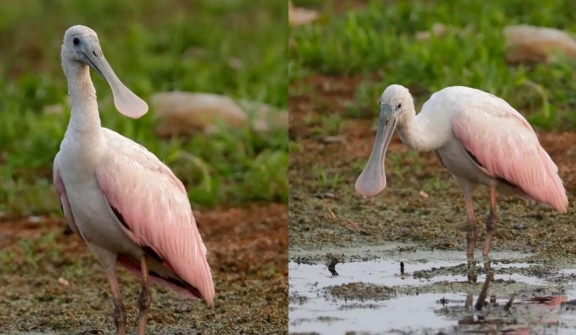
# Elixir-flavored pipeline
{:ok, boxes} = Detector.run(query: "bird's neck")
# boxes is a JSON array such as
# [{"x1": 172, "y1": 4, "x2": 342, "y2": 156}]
[
  {"x1": 396, "y1": 108, "x2": 444, "y2": 152},
  {"x1": 64, "y1": 62, "x2": 102, "y2": 142}
]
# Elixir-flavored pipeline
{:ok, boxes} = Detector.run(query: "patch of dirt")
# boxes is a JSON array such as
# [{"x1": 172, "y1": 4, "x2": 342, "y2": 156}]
[
  {"x1": 326, "y1": 282, "x2": 395, "y2": 301},
  {"x1": 289, "y1": 74, "x2": 576, "y2": 254},
  {"x1": 0, "y1": 203, "x2": 287, "y2": 334}
]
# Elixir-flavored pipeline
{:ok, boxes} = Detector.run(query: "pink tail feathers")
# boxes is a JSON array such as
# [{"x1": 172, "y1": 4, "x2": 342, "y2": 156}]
[
  {"x1": 117, "y1": 254, "x2": 207, "y2": 302},
  {"x1": 518, "y1": 148, "x2": 569, "y2": 213},
  {"x1": 537, "y1": 150, "x2": 568, "y2": 213}
]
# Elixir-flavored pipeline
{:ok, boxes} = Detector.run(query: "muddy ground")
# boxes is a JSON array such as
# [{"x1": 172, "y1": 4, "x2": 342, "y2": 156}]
[
  {"x1": 0, "y1": 203, "x2": 288, "y2": 334},
  {"x1": 288, "y1": 75, "x2": 576, "y2": 334}
]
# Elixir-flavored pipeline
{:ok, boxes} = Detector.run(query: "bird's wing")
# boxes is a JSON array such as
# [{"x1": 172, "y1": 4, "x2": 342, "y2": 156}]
[
  {"x1": 450, "y1": 99, "x2": 567, "y2": 212},
  {"x1": 481, "y1": 92, "x2": 536, "y2": 133},
  {"x1": 53, "y1": 154, "x2": 82, "y2": 237},
  {"x1": 95, "y1": 128, "x2": 215, "y2": 305}
]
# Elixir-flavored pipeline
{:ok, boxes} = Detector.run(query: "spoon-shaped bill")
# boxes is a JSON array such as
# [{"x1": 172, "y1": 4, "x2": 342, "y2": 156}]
[
  {"x1": 83, "y1": 43, "x2": 148, "y2": 119},
  {"x1": 355, "y1": 111, "x2": 398, "y2": 197}
]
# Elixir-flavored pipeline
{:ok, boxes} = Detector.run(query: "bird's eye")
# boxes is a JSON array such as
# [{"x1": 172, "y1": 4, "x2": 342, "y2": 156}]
[
  {"x1": 397, "y1": 103, "x2": 402, "y2": 109},
  {"x1": 73, "y1": 37, "x2": 80, "y2": 45}
]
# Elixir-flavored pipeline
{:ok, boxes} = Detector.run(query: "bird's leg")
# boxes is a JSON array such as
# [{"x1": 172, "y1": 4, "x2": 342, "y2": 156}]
[
  {"x1": 89, "y1": 244, "x2": 125, "y2": 335},
  {"x1": 463, "y1": 190, "x2": 478, "y2": 283},
  {"x1": 105, "y1": 267, "x2": 126, "y2": 335},
  {"x1": 137, "y1": 256, "x2": 152, "y2": 335},
  {"x1": 483, "y1": 186, "x2": 499, "y2": 257},
  {"x1": 463, "y1": 191, "x2": 477, "y2": 260},
  {"x1": 475, "y1": 271, "x2": 494, "y2": 311}
]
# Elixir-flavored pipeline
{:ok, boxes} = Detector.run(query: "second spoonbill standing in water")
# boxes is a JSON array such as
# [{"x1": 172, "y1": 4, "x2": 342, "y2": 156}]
[
  {"x1": 53, "y1": 25, "x2": 215, "y2": 335},
  {"x1": 356, "y1": 84, "x2": 568, "y2": 259}
]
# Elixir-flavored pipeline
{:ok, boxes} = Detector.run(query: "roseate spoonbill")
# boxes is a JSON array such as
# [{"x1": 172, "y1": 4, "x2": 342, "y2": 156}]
[
  {"x1": 53, "y1": 25, "x2": 215, "y2": 335},
  {"x1": 356, "y1": 84, "x2": 568, "y2": 259}
]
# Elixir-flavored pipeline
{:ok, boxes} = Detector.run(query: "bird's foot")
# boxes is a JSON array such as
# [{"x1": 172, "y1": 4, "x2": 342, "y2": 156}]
[
  {"x1": 137, "y1": 290, "x2": 151, "y2": 335},
  {"x1": 112, "y1": 300, "x2": 127, "y2": 335}
]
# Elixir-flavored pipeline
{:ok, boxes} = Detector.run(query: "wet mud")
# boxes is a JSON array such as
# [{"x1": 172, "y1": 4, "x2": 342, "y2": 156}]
[{"x1": 289, "y1": 245, "x2": 576, "y2": 334}]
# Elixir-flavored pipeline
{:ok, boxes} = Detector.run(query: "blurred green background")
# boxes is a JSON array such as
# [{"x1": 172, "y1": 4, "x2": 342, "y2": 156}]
[
  {"x1": 0, "y1": 0, "x2": 288, "y2": 216},
  {"x1": 290, "y1": 0, "x2": 576, "y2": 130}
]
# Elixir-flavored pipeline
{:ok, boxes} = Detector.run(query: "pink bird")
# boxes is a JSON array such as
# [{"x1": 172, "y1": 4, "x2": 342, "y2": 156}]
[
  {"x1": 356, "y1": 84, "x2": 568, "y2": 259},
  {"x1": 53, "y1": 25, "x2": 215, "y2": 335}
]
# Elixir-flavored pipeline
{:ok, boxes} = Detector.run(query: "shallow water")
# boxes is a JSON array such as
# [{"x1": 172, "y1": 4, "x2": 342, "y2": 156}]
[{"x1": 289, "y1": 246, "x2": 576, "y2": 334}]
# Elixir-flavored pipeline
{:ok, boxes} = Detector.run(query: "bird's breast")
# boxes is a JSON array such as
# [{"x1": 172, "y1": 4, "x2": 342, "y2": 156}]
[
  {"x1": 436, "y1": 139, "x2": 497, "y2": 187},
  {"x1": 63, "y1": 167, "x2": 142, "y2": 256}
]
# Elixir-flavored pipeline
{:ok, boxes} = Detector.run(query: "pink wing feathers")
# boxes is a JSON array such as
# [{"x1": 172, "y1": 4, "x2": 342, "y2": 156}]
[
  {"x1": 96, "y1": 129, "x2": 215, "y2": 305},
  {"x1": 450, "y1": 98, "x2": 568, "y2": 212}
]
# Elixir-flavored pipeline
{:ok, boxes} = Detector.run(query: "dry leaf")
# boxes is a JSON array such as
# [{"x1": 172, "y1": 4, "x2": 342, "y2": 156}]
[
  {"x1": 58, "y1": 277, "x2": 70, "y2": 286},
  {"x1": 343, "y1": 220, "x2": 359, "y2": 230}
]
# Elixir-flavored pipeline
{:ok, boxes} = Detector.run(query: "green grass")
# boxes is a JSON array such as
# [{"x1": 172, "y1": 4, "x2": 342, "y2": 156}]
[
  {"x1": 290, "y1": 0, "x2": 576, "y2": 129},
  {"x1": 314, "y1": 165, "x2": 341, "y2": 189},
  {"x1": 0, "y1": 0, "x2": 288, "y2": 216}
]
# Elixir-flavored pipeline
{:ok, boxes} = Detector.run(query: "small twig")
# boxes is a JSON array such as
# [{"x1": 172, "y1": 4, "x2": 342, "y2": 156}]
[
  {"x1": 314, "y1": 192, "x2": 338, "y2": 200},
  {"x1": 323, "y1": 199, "x2": 337, "y2": 221},
  {"x1": 328, "y1": 258, "x2": 339, "y2": 276},
  {"x1": 321, "y1": 135, "x2": 347, "y2": 144}
]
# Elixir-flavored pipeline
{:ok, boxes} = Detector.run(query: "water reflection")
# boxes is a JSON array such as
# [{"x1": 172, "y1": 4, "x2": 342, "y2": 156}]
[{"x1": 289, "y1": 249, "x2": 576, "y2": 334}]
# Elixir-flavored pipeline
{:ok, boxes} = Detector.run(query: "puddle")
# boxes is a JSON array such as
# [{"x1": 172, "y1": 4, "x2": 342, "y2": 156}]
[{"x1": 289, "y1": 246, "x2": 576, "y2": 334}]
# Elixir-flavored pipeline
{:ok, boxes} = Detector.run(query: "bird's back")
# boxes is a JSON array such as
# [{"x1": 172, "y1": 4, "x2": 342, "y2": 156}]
[{"x1": 423, "y1": 87, "x2": 529, "y2": 126}]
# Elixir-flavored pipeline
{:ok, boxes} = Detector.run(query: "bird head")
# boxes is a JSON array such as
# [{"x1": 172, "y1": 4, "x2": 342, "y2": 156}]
[
  {"x1": 379, "y1": 84, "x2": 412, "y2": 123},
  {"x1": 61, "y1": 25, "x2": 148, "y2": 119},
  {"x1": 355, "y1": 84, "x2": 413, "y2": 198}
]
